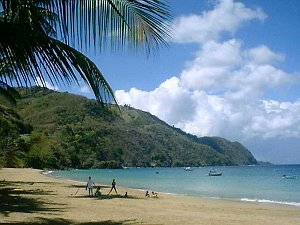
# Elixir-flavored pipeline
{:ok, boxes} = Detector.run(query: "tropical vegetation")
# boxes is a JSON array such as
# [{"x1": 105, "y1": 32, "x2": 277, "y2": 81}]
[{"x1": 0, "y1": 87, "x2": 258, "y2": 169}]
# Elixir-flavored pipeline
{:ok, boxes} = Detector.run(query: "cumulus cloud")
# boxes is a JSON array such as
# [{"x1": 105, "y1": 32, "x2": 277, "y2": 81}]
[
  {"x1": 245, "y1": 45, "x2": 285, "y2": 65},
  {"x1": 180, "y1": 39, "x2": 242, "y2": 92},
  {"x1": 180, "y1": 40, "x2": 292, "y2": 100},
  {"x1": 35, "y1": 77, "x2": 59, "y2": 91},
  {"x1": 116, "y1": 82, "x2": 300, "y2": 141},
  {"x1": 172, "y1": 0, "x2": 266, "y2": 44},
  {"x1": 243, "y1": 100, "x2": 300, "y2": 139},
  {"x1": 116, "y1": 77, "x2": 196, "y2": 125},
  {"x1": 115, "y1": 0, "x2": 299, "y2": 142}
]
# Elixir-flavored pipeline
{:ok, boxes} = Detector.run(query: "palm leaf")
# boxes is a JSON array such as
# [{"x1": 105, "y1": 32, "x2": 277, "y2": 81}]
[
  {"x1": 45, "y1": 0, "x2": 173, "y2": 53},
  {"x1": 0, "y1": 21, "x2": 116, "y2": 105},
  {"x1": 0, "y1": 0, "x2": 172, "y2": 105}
]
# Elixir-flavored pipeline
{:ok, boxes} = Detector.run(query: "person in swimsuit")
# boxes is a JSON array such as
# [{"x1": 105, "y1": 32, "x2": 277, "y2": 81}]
[{"x1": 107, "y1": 179, "x2": 118, "y2": 195}]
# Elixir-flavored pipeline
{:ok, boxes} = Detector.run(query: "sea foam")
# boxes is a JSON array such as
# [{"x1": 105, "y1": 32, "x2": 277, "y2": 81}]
[
  {"x1": 42, "y1": 170, "x2": 53, "y2": 175},
  {"x1": 241, "y1": 198, "x2": 300, "y2": 207}
]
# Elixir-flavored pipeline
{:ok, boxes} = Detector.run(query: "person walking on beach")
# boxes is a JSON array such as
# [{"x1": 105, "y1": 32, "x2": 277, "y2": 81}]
[
  {"x1": 107, "y1": 179, "x2": 118, "y2": 195},
  {"x1": 86, "y1": 176, "x2": 95, "y2": 196}
]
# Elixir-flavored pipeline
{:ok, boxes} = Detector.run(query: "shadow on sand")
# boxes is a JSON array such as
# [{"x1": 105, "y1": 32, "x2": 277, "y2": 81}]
[
  {"x1": 72, "y1": 194, "x2": 141, "y2": 200},
  {"x1": 69, "y1": 184, "x2": 141, "y2": 200},
  {"x1": 0, "y1": 181, "x2": 142, "y2": 225},
  {"x1": 0, "y1": 218, "x2": 137, "y2": 225},
  {"x1": 0, "y1": 181, "x2": 64, "y2": 217}
]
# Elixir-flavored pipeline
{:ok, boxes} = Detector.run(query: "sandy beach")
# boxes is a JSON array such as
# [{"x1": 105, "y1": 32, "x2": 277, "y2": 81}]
[{"x1": 0, "y1": 168, "x2": 299, "y2": 225}]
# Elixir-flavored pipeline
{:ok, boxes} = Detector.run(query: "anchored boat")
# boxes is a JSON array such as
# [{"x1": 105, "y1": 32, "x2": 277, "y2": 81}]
[
  {"x1": 209, "y1": 170, "x2": 222, "y2": 176},
  {"x1": 184, "y1": 167, "x2": 192, "y2": 171}
]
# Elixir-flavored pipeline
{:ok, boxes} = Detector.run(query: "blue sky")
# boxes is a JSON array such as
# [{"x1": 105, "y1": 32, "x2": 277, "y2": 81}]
[{"x1": 45, "y1": 0, "x2": 300, "y2": 164}]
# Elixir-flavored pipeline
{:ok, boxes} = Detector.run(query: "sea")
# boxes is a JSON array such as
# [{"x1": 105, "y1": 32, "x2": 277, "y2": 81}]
[{"x1": 49, "y1": 165, "x2": 300, "y2": 207}]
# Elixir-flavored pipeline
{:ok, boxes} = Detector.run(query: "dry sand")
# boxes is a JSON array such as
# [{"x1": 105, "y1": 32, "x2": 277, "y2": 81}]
[{"x1": 0, "y1": 168, "x2": 299, "y2": 225}]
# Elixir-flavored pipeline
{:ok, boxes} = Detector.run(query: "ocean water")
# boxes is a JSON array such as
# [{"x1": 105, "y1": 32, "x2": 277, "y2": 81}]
[{"x1": 49, "y1": 165, "x2": 300, "y2": 207}]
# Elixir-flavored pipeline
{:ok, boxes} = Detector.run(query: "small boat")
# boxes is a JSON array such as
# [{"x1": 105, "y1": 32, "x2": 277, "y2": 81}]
[
  {"x1": 184, "y1": 167, "x2": 192, "y2": 171},
  {"x1": 209, "y1": 170, "x2": 222, "y2": 176},
  {"x1": 282, "y1": 175, "x2": 298, "y2": 179}
]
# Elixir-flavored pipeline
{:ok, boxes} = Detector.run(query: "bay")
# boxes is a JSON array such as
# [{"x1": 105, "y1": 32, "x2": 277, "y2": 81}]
[{"x1": 49, "y1": 165, "x2": 300, "y2": 207}]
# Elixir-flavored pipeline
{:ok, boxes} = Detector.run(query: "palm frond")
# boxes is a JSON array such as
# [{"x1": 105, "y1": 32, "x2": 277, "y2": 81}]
[
  {"x1": 0, "y1": 20, "x2": 116, "y2": 105},
  {"x1": 0, "y1": 0, "x2": 172, "y2": 106},
  {"x1": 48, "y1": 37, "x2": 117, "y2": 105},
  {"x1": 46, "y1": 0, "x2": 173, "y2": 53}
]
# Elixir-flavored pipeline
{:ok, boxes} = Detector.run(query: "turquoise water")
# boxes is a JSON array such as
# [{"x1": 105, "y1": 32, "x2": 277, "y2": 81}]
[{"x1": 49, "y1": 165, "x2": 300, "y2": 207}]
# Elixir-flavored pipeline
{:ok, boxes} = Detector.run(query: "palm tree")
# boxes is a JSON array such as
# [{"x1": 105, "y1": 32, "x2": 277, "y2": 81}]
[{"x1": 0, "y1": 0, "x2": 172, "y2": 106}]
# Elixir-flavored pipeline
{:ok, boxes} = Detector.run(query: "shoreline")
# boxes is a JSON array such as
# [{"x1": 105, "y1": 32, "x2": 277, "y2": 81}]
[
  {"x1": 46, "y1": 169, "x2": 300, "y2": 208},
  {"x1": 1, "y1": 168, "x2": 300, "y2": 225}
]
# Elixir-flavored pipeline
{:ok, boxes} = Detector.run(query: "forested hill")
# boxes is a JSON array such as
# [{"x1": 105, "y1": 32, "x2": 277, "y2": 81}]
[{"x1": 0, "y1": 87, "x2": 257, "y2": 169}]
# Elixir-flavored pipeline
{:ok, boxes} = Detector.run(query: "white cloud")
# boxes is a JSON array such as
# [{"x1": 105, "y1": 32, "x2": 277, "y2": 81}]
[
  {"x1": 180, "y1": 39, "x2": 242, "y2": 92},
  {"x1": 245, "y1": 45, "x2": 285, "y2": 65},
  {"x1": 180, "y1": 40, "x2": 292, "y2": 100},
  {"x1": 172, "y1": 0, "x2": 266, "y2": 44},
  {"x1": 116, "y1": 77, "x2": 196, "y2": 124},
  {"x1": 243, "y1": 100, "x2": 300, "y2": 139},
  {"x1": 115, "y1": 0, "x2": 299, "y2": 144},
  {"x1": 35, "y1": 77, "x2": 59, "y2": 91},
  {"x1": 116, "y1": 83, "x2": 300, "y2": 141}
]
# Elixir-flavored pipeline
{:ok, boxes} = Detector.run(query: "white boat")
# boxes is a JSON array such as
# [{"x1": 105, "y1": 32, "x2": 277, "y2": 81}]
[
  {"x1": 209, "y1": 170, "x2": 222, "y2": 176},
  {"x1": 282, "y1": 175, "x2": 298, "y2": 179},
  {"x1": 184, "y1": 167, "x2": 192, "y2": 171}
]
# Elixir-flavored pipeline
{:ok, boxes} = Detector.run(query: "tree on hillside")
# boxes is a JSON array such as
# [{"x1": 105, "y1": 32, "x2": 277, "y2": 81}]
[
  {"x1": 0, "y1": 0, "x2": 172, "y2": 105},
  {"x1": 1, "y1": 57, "x2": 21, "y2": 105}
]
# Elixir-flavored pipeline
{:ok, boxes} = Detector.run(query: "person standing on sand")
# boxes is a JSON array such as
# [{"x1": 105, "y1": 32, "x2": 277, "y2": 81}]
[
  {"x1": 86, "y1": 176, "x2": 95, "y2": 196},
  {"x1": 107, "y1": 179, "x2": 118, "y2": 195}
]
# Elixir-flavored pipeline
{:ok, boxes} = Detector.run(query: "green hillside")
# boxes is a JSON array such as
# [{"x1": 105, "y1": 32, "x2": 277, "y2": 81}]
[
  {"x1": 0, "y1": 87, "x2": 257, "y2": 169},
  {"x1": 197, "y1": 137, "x2": 257, "y2": 165}
]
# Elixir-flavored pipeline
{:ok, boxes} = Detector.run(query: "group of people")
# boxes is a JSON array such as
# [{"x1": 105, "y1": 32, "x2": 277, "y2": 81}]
[
  {"x1": 86, "y1": 176, "x2": 158, "y2": 199},
  {"x1": 86, "y1": 176, "x2": 119, "y2": 196},
  {"x1": 145, "y1": 190, "x2": 158, "y2": 198}
]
